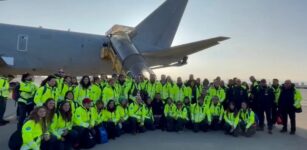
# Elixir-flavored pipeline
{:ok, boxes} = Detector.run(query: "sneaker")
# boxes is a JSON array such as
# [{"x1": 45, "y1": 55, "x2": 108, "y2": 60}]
[{"x1": 290, "y1": 131, "x2": 295, "y2": 135}]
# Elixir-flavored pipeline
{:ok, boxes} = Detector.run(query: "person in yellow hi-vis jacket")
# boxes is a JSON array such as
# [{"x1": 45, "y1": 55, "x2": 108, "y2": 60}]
[
  {"x1": 91, "y1": 100, "x2": 107, "y2": 143},
  {"x1": 50, "y1": 101, "x2": 78, "y2": 149},
  {"x1": 164, "y1": 97, "x2": 177, "y2": 132},
  {"x1": 191, "y1": 97, "x2": 211, "y2": 132},
  {"x1": 58, "y1": 76, "x2": 73, "y2": 102},
  {"x1": 206, "y1": 80, "x2": 226, "y2": 106},
  {"x1": 41, "y1": 99, "x2": 58, "y2": 150},
  {"x1": 146, "y1": 74, "x2": 160, "y2": 100},
  {"x1": 116, "y1": 98, "x2": 130, "y2": 133},
  {"x1": 102, "y1": 79, "x2": 120, "y2": 104},
  {"x1": 103, "y1": 100, "x2": 121, "y2": 139},
  {"x1": 0, "y1": 75, "x2": 14, "y2": 126},
  {"x1": 64, "y1": 91, "x2": 78, "y2": 113},
  {"x1": 173, "y1": 101, "x2": 188, "y2": 132},
  {"x1": 128, "y1": 96, "x2": 145, "y2": 134},
  {"x1": 279, "y1": 80, "x2": 303, "y2": 135},
  {"x1": 238, "y1": 101, "x2": 256, "y2": 137},
  {"x1": 34, "y1": 75, "x2": 60, "y2": 106},
  {"x1": 91, "y1": 77, "x2": 102, "y2": 104},
  {"x1": 156, "y1": 75, "x2": 172, "y2": 101},
  {"x1": 143, "y1": 98, "x2": 155, "y2": 131},
  {"x1": 17, "y1": 73, "x2": 37, "y2": 129},
  {"x1": 21, "y1": 106, "x2": 47, "y2": 150},
  {"x1": 224, "y1": 101, "x2": 240, "y2": 137},
  {"x1": 74, "y1": 76, "x2": 93, "y2": 105},
  {"x1": 73, "y1": 98, "x2": 95, "y2": 148},
  {"x1": 209, "y1": 96, "x2": 224, "y2": 130}
]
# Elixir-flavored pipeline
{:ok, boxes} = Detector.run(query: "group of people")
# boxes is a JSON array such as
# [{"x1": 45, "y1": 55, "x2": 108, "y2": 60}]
[{"x1": 0, "y1": 72, "x2": 303, "y2": 150}]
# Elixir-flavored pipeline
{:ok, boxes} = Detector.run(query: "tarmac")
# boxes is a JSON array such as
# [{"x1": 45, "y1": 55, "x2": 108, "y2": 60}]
[{"x1": 1, "y1": 100, "x2": 307, "y2": 150}]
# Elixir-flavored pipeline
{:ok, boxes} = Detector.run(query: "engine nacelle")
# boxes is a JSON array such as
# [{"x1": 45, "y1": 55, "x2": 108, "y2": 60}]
[{"x1": 109, "y1": 30, "x2": 154, "y2": 77}]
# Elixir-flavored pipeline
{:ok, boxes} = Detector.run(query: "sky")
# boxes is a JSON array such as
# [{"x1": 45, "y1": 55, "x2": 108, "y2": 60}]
[{"x1": 0, "y1": 0, "x2": 306, "y2": 83}]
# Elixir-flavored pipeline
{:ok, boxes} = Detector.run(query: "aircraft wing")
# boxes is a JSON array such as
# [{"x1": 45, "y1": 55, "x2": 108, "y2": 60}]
[{"x1": 142, "y1": 36, "x2": 229, "y2": 59}]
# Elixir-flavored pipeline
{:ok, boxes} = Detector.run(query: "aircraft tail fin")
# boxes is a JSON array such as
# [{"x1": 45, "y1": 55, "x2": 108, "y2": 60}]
[{"x1": 132, "y1": 0, "x2": 188, "y2": 51}]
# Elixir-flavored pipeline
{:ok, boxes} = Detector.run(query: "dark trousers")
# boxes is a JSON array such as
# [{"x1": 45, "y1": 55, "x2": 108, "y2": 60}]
[
  {"x1": 192, "y1": 120, "x2": 209, "y2": 132},
  {"x1": 224, "y1": 124, "x2": 240, "y2": 137},
  {"x1": 105, "y1": 122, "x2": 120, "y2": 139},
  {"x1": 257, "y1": 107, "x2": 273, "y2": 130},
  {"x1": 239, "y1": 122, "x2": 256, "y2": 137},
  {"x1": 272, "y1": 103, "x2": 278, "y2": 124},
  {"x1": 72, "y1": 126, "x2": 86, "y2": 147},
  {"x1": 17, "y1": 102, "x2": 35, "y2": 130},
  {"x1": 144, "y1": 119, "x2": 155, "y2": 131},
  {"x1": 56, "y1": 130, "x2": 78, "y2": 150},
  {"x1": 280, "y1": 109, "x2": 296, "y2": 132},
  {"x1": 128, "y1": 117, "x2": 144, "y2": 134},
  {"x1": 154, "y1": 115, "x2": 163, "y2": 130},
  {"x1": 211, "y1": 117, "x2": 223, "y2": 130},
  {"x1": 41, "y1": 134, "x2": 57, "y2": 150},
  {"x1": 121, "y1": 120, "x2": 130, "y2": 134},
  {"x1": 0, "y1": 96, "x2": 7, "y2": 122},
  {"x1": 165, "y1": 117, "x2": 175, "y2": 132},
  {"x1": 93, "y1": 124, "x2": 106, "y2": 143},
  {"x1": 174, "y1": 118, "x2": 186, "y2": 132}
]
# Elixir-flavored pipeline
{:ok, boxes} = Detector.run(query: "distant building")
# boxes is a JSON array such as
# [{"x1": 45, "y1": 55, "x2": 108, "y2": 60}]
[{"x1": 294, "y1": 83, "x2": 299, "y2": 87}]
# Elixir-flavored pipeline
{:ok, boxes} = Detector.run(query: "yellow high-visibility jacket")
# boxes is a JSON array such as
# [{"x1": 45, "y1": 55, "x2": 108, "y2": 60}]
[
  {"x1": 34, "y1": 84, "x2": 60, "y2": 106},
  {"x1": 21, "y1": 120, "x2": 43, "y2": 150}
]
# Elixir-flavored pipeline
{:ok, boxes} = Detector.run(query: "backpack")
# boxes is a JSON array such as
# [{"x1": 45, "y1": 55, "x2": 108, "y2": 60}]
[
  {"x1": 80, "y1": 129, "x2": 96, "y2": 149},
  {"x1": 11, "y1": 82, "x2": 20, "y2": 101},
  {"x1": 97, "y1": 126, "x2": 108, "y2": 144},
  {"x1": 8, "y1": 130, "x2": 22, "y2": 150}
]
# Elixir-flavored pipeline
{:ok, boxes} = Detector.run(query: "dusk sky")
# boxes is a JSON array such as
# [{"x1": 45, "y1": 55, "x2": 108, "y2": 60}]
[{"x1": 1, "y1": 0, "x2": 306, "y2": 82}]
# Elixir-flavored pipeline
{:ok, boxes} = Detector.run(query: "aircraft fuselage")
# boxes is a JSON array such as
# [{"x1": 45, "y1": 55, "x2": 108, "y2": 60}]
[{"x1": 0, "y1": 23, "x2": 113, "y2": 75}]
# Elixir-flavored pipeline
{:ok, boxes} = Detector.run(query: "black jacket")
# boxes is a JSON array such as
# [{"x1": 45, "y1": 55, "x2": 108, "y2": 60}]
[
  {"x1": 255, "y1": 86, "x2": 275, "y2": 109},
  {"x1": 228, "y1": 85, "x2": 248, "y2": 108},
  {"x1": 151, "y1": 98, "x2": 164, "y2": 116},
  {"x1": 278, "y1": 85, "x2": 295, "y2": 111}
]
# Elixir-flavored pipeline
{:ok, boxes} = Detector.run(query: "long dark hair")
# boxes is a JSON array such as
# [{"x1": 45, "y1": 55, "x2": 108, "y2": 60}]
[
  {"x1": 28, "y1": 106, "x2": 48, "y2": 132},
  {"x1": 58, "y1": 101, "x2": 72, "y2": 122},
  {"x1": 227, "y1": 101, "x2": 238, "y2": 115},
  {"x1": 43, "y1": 98, "x2": 56, "y2": 124},
  {"x1": 21, "y1": 73, "x2": 31, "y2": 82},
  {"x1": 107, "y1": 100, "x2": 116, "y2": 112},
  {"x1": 64, "y1": 90, "x2": 74, "y2": 100},
  {"x1": 41, "y1": 75, "x2": 56, "y2": 87},
  {"x1": 80, "y1": 76, "x2": 91, "y2": 88}
]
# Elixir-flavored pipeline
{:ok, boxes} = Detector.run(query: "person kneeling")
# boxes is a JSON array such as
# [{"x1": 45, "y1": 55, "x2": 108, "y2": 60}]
[
  {"x1": 164, "y1": 97, "x2": 177, "y2": 132},
  {"x1": 21, "y1": 106, "x2": 47, "y2": 150},
  {"x1": 128, "y1": 96, "x2": 145, "y2": 134},
  {"x1": 191, "y1": 97, "x2": 211, "y2": 132},
  {"x1": 143, "y1": 98, "x2": 155, "y2": 131},
  {"x1": 73, "y1": 98, "x2": 96, "y2": 149},
  {"x1": 117, "y1": 98, "x2": 130, "y2": 134},
  {"x1": 209, "y1": 96, "x2": 224, "y2": 130},
  {"x1": 51, "y1": 101, "x2": 78, "y2": 150},
  {"x1": 238, "y1": 101, "x2": 256, "y2": 137},
  {"x1": 174, "y1": 101, "x2": 189, "y2": 132},
  {"x1": 224, "y1": 102, "x2": 240, "y2": 137},
  {"x1": 103, "y1": 100, "x2": 121, "y2": 139}
]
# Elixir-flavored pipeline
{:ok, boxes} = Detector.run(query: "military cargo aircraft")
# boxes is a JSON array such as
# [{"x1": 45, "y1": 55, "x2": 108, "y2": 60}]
[{"x1": 0, "y1": 0, "x2": 229, "y2": 77}]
